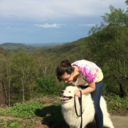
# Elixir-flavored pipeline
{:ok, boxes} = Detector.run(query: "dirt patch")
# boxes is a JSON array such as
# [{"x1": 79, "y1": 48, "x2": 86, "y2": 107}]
[
  {"x1": 29, "y1": 96, "x2": 59, "y2": 105},
  {"x1": 0, "y1": 115, "x2": 22, "y2": 121},
  {"x1": 0, "y1": 115, "x2": 47, "y2": 128},
  {"x1": 111, "y1": 116, "x2": 128, "y2": 128},
  {"x1": 109, "y1": 110, "x2": 128, "y2": 116}
]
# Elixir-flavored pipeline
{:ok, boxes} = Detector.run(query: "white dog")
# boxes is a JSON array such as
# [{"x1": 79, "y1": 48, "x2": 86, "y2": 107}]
[{"x1": 60, "y1": 86, "x2": 114, "y2": 128}]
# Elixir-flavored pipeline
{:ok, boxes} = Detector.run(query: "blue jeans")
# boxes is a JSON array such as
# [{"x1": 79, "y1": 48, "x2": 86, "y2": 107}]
[{"x1": 79, "y1": 79, "x2": 104, "y2": 128}]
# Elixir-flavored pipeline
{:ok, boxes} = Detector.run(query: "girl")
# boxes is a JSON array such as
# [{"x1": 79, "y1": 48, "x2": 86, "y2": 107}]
[{"x1": 56, "y1": 59, "x2": 104, "y2": 128}]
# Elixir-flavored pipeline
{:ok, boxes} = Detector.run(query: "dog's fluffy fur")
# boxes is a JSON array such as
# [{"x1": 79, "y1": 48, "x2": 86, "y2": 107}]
[{"x1": 60, "y1": 86, "x2": 114, "y2": 128}]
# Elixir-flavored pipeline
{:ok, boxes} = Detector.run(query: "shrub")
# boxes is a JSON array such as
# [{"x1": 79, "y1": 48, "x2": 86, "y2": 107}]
[{"x1": 35, "y1": 76, "x2": 66, "y2": 95}]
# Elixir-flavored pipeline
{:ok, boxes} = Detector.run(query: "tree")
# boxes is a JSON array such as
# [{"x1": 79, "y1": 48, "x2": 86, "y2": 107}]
[
  {"x1": 11, "y1": 51, "x2": 39, "y2": 103},
  {"x1": 33, "y1": 50, "x2": 54, "y2": 76},
  {"x1": 86, "y1": 5, "x2": 128, "y2": 97},
  {"x1": 0, "y1": 55, "x2": 6, "y2": 105},
  {"x1": 126, "y1": 0, "x2": 128, "y2": 11},
  {"x1": 4, "y1": 57, "x2": 13, "y2": 106},
  {"x1": 0, "y1": 49, "x2": 13, "y2": 106}
]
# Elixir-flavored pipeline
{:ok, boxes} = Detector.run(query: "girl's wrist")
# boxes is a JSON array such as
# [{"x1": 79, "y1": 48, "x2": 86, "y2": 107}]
[{"x1": 81, "y1": 90, "x2": 85, "y2": 95}]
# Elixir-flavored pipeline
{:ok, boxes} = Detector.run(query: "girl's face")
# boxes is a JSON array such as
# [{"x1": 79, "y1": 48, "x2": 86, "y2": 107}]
[{"x1": 61, "y1": 72, "x2": 74, "y2": 84}]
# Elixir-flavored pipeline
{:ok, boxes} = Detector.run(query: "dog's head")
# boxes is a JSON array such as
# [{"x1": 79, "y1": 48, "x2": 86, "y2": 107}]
[{"x1": 60, "y1": 86, "x2": 80, "y2": 109}]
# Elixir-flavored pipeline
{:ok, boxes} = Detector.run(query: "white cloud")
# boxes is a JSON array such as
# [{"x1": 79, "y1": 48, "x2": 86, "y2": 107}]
[
  {"x1": 79, "y1": 24, "x2": 95, "y2": 27},
  {"x1": 34, "y1": 23, "x2": 64, "y2": 28},
  {"x1": 0, "y1": 0, "x2": 127, "y2": 20}
]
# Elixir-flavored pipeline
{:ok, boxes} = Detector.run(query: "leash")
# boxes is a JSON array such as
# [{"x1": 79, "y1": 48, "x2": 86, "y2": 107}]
[{"x1": 74, "y1": 90, "x2": 83, "y2": 128}]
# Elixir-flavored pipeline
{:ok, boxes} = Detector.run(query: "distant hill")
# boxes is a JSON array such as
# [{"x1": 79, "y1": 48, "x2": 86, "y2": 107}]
[
  {"x1": 0, "y1": 38, "x2": 87, "y2": 56},
  {"x1": 28, "y1": 42, "x2": 66, "y2": 47},
  {"x1": 42, "y1": 37, "x2": 86, "y2": 54},
  {"x1": 35, "y1": 37, "x2": 89, "y2": 64},
  {"x1": 0, "y1": 42, "x2": 68, "y2": 53},
  {"x1": 0, "y1": 43, "x2": 36, "y2": 54}
]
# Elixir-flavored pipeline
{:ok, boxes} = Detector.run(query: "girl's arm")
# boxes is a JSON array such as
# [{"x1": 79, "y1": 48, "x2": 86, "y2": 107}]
[
  {"x1": 74, "y1": 81, "x2": 95, "y2": 97},
  {"x1": 81, "y1": 81, "x2": 95, "y2": 94}
]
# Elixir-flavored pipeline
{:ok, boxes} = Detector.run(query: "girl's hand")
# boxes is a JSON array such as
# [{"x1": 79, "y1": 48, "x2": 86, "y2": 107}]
[{"x1": 74, "y1": 90, "x2": 81, "y2": 98}]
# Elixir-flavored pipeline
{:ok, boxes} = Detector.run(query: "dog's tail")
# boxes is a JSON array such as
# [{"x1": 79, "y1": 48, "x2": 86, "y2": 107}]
[{"x1": 100, "y1": 96, "x2": 115, "y2": 128}]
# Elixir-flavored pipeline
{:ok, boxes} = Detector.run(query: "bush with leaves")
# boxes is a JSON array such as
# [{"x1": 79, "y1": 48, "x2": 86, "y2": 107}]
[{"x1": 35, "y1": 75, "x2": 66, "y2": 96}]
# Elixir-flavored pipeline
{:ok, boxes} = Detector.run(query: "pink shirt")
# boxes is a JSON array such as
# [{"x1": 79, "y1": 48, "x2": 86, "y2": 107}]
[{"x1": 71, "y1": 60, "x2": 103, "y2": 83}]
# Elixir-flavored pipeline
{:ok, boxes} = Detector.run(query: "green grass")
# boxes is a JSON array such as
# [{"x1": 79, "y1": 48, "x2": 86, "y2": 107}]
[
  {"x1": 0, "y1": 100, "x2": 45, "y2": 118},
  {"x1": 0, "y1": 119, "x2": 36, "y2": 128},
  {"x1": 0, "y1": 100, "x2": 68, "y2": 128},
  {"x1": 104, "y1": 95, "x2": 128, "y2": 112},
  {"x1": 0, "y1": 95, "x2": 127, "y2": 128}
]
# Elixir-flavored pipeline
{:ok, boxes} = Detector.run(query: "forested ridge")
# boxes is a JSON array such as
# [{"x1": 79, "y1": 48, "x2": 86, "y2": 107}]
[
  {"x1": 0, "y1": 42, "x2": 65, "y2": 54},
  {"x1": 0, "y1": 2, "x2": 128, "y2": 107},
  {"x1": 0, "y1": 43, "x2": 35, "y2": 54}
]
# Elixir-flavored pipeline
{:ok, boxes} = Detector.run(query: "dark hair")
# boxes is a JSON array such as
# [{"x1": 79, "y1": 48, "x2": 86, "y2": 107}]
[{"x1": 56, "y1": 60, "x2": 74, "y2": 82}]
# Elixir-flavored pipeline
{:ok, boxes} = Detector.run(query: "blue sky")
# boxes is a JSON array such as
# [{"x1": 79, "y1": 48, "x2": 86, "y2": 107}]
[{"x1": 0, "y1": 0, "x2": 127, "y2": 44}]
